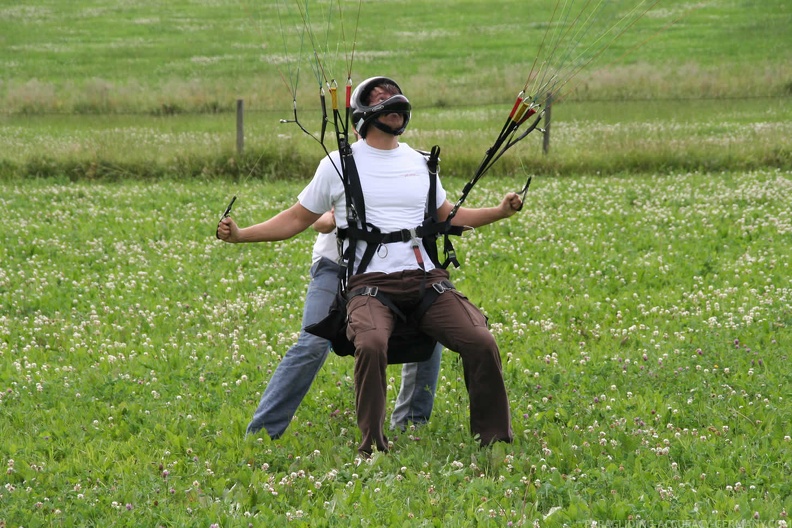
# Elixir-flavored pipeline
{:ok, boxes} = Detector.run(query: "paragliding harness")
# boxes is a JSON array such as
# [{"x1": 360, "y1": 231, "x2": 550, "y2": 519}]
[{"x1": 305, "y1": 141, "x2": 465, "y2": 364}]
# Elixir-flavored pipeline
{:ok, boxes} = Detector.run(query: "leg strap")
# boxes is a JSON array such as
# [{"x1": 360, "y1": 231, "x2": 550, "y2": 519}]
[
  {"x1": 347, "y1": 286, "x2": 408, "y2": 322},
  {"x1": 347, "y1": 279, "x2": 454, "y2": 324},
  {"x1": 412, "y1": 280, "x2": 455, "y2": 323}
]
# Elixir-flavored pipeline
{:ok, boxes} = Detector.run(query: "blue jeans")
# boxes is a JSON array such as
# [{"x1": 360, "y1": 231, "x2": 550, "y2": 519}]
[
  {"x1": 246, "y1": 257, "x2": 442, "y2": 438},
  {"x1": 390, "y1": 349, "x2": 441, "y2": 429}
]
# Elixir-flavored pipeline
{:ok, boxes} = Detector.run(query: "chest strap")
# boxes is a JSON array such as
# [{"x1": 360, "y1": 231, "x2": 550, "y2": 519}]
[{"x1": 338, "y1": 145, "x2": 463, "y2": 281}]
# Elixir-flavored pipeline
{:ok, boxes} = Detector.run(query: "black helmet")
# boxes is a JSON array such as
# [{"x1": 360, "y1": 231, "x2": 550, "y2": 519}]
[{"x1": 350, "y1": 76, "x2": 411, "y2": 138}]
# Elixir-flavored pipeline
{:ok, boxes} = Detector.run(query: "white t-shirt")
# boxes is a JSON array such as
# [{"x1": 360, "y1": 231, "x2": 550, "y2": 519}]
[
  {"x1": 299, "y1": 140, "x2": 446, "y2": 275},
  {"x1": 311, "y1": 231, "x2": 339, "y2": 264}
]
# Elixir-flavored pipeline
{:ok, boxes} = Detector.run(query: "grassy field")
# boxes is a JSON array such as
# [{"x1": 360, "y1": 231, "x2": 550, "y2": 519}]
[
  {"x1": 2, "y1": 0, "x2": 792, "y2": 526},
  {"x1": 2, "y1": 0, "x2": 791, "y2": 113},
  {"x1": 2, "y1": 172, "x2": 791, "y2": 526}
]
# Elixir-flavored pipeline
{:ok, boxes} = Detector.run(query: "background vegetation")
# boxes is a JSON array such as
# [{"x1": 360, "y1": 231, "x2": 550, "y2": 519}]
[{"x1": 1, "y1": 0, "x2": 790, "y2": 179}]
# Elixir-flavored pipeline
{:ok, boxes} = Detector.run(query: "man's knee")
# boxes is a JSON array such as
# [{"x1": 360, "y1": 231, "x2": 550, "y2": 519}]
[
  {"x1": 451, "y1": 326, "x2": 498, "y2": 357},
  {"x1": 353, "y1": 330, "x2": 389, "y2": 361}
]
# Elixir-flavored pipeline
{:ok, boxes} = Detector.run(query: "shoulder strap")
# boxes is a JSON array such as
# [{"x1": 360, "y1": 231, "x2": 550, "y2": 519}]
[
  {"x1": 420, "y1": 146, "x2": 442, "y2": 267},
  {"x1": 337, "y1": 140, "x2": 360, "y2": 291},
  {"x1": 339, "y1": 149, "x2": 381, "y2": 280},
  {"x1": 419, "y1": 146, "x2": 463, "y2": 269}
]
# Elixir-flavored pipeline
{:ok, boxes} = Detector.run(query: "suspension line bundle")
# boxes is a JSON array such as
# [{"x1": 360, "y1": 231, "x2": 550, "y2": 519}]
[
  {"x1": 272, "y1": 0, "x2": 361, "y2": 173},
  {"x1": 270, "y1": 0, "x2": 688, "y2": 232},
  {"x1": 447, "y1": 0, "x2": 686, "y2": 219}
]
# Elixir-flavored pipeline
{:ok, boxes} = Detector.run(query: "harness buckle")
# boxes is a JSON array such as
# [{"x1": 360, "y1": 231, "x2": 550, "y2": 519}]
[
  {"x1": 362, "y1": 286, "x2": 379, "y2": 297},
  {"x1": 399, "y1": 228, "x2": 419, "y2": 245},
  {"x1": 431, "y1": 280, "x2": 454, "y2": 294}
]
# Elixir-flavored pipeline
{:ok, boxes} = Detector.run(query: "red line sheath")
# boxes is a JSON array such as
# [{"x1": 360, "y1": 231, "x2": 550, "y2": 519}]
[{"x1": 508, "y1": 96, "x2": 523, "y2": 120}]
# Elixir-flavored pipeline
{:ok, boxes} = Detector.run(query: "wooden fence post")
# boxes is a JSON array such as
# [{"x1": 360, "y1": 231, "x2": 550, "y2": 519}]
[
  {"x1": 542, "y1": 93, "x2": 552, "y2": 155},
  {"x1": 236, "y1": 99, "x2": 244, "y2": 154}
]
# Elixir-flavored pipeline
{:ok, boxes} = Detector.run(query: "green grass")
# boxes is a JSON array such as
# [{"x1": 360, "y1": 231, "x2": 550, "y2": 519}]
[{"x1": 1, "y1": 172, "x2": 791, "y2": 526}]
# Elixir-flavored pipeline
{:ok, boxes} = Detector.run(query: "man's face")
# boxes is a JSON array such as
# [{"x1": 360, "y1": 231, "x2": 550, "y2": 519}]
[{"x1": 368, "y1": 85, "x2": 405, "y2": 130}]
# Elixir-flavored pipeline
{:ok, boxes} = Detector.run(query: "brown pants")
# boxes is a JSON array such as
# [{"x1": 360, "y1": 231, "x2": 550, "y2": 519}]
[{"x1": 346, "y1": 268, "x2": 513, "y2": 455}]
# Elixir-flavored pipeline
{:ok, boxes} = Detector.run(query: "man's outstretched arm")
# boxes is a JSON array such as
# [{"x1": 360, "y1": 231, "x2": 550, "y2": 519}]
[
  {"x1": 217, "y1": 202, "x2": 321, "y2": 243},
  {"x1": 438, "y1": 192, "x2": 523, "y2": 228}
]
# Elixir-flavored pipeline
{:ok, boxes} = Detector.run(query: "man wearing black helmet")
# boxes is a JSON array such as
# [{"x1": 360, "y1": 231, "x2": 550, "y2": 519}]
[
  {"x1": 218, "y1": 76, "x2": 520, "y2": 456},
  {"x1": 351, "y1": 77, "x2": 411, "y2": 137}
]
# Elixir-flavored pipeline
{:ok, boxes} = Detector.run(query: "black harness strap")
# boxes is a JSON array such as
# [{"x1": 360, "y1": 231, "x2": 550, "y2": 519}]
[
  {"x1": 347, "y1": 285, "x2": 408, "y2": 322},
  {"x1": 347, "y1": 279, "x2": 456, "y2": 326},
  {"x1": 411, "y1": 279, "x2": 455, "y2": 323},
  {"x1": 337, "y1": 139, "x2": 362, "y2": 290},
  {"x1": 344, "y1": 223, "x2": 460, "y2": 246},
  {"x1": 420, "y1": 146, "x2": 463, "y2": 269}
]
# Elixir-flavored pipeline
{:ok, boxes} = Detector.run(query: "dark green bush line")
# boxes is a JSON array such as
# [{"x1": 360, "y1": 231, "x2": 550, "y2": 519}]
[
  {"x1": 2, "y1": 146, "x2": 789, "y2": 182},
  {"x1": 5, "y1": 92, "x2": 791, "y2": 118},
  {"x1": 0, "y1": 149, "x2": 315, "y2": 182}
]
